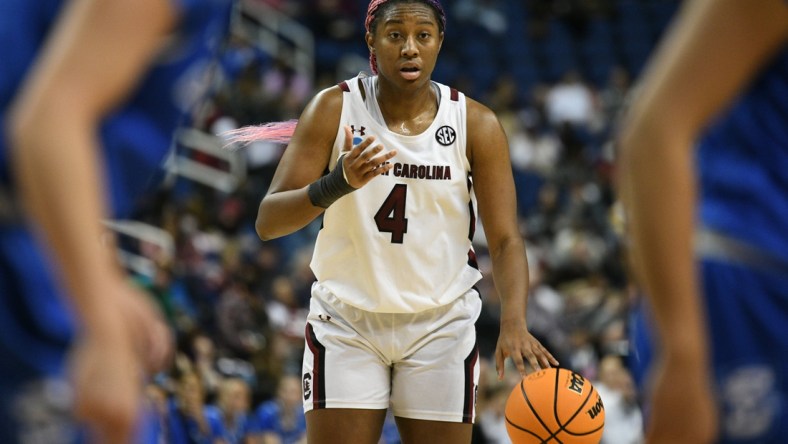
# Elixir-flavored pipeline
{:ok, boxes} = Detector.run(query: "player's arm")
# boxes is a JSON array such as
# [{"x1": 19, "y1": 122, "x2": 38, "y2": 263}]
[
  {"x1": 618, "y1": 0, "x2": 788, "y2": 364},
  {"x1": 8, "y1": 0, "x2": 178, "y2": 438},
  {"x1": 256, "y1": 86, "x2": 396, "y2": 240},
  {"x1": 9, "y1": 0, "x2": 176, "y2": 327},
  {"x1": 618, "y1": 1, "x2": 788, "y2": 441},
  {"x1": 467, "y1": 99, "x2": 558, "y2": 377},
  {"x1": 254, "y1": 87, "x2": 343, "y2": 240},
  {"x1": 260, "y1": 432, "x2": 281, "y2": 444}
]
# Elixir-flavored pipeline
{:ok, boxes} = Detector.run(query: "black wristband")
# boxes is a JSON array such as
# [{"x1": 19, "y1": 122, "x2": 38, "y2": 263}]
[{"x1": 307, "y1": 155, "x2": 356, "y2": 208}]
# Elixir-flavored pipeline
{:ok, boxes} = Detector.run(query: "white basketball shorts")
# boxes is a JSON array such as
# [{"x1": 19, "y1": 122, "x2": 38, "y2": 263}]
[{"x1": 302, "y1": 282, "x2": 482, "y2": 423}]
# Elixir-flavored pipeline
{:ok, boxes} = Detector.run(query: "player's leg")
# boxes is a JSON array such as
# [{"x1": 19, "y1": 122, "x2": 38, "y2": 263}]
[
  {"x1": 389, "y1": 288, "x2": 482, "y2": 444},
  {"x1": 303, "y1": 284, "x2": 392, "y2": 443},
  {"x1": 395, "y1": 417, "x2": 473, "y2": 444},
  {"x1": 307, "y1": 408, "x2": 387, "y2": 444}
]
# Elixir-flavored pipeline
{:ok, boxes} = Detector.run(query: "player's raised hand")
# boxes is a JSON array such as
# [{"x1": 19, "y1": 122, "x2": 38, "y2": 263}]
[{"x1": 340, "y1": 125, "x2": 397, "y2": 188}]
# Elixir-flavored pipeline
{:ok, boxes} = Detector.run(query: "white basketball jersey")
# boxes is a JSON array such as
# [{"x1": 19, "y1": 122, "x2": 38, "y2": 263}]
[{"x1": 310, "y1": 75, "x2": 483, "y2": 313}]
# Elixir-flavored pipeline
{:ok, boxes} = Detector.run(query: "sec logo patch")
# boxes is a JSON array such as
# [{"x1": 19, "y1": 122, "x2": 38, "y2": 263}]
[{"x1": 435, "y1": 125, "x2": 456, "y2": 146}]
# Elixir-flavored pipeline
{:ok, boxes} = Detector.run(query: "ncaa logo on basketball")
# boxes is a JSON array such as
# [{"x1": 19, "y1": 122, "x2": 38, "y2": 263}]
[
  {"x1": 435, "y1": 125, "x2": 456, "y2": 146},
  {"x1": 567, "y1": 372, "x2": 585, "y2": 395}
]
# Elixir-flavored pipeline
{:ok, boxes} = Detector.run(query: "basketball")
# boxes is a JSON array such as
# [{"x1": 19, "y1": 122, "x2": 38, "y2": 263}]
[{"x1": 505, "y1": 368, "x2": 605, "y2": 443}]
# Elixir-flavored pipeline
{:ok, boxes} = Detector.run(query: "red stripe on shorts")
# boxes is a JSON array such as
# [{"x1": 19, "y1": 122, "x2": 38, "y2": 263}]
[
  {"x1": 305, "y1": 323, "x2": 327, "y2": 409},
  {"x1": 463, "y1": 344, "x2": 479, "y2": 423}
]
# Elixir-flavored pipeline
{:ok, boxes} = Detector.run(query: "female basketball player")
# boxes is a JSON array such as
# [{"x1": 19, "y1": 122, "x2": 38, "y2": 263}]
[
  {"x1": 618, "y1": 0, "x2": 788, "y2": 442},
  {"x1": 2, "y1": 0, "x2": 231, "y2": 441},
  {"x1": 233, "y1": 0, "x2": 558, "y2": 442}
]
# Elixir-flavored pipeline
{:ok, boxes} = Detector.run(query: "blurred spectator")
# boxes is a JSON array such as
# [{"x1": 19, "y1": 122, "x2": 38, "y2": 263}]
[
  {"x1": 524, "y1": 182, "x2": 562, "y2": 240},
  {"x1": 216, "y1": 280, "x2": 270, "y2": 360},
  {"x1": 162, "y1": 371, "x2": 226, "y2": 443},
  {"x1": 524, "y1": 260, "x2": 568, "y2": 363},
  {"x1": 192, "y1": 333, "x2": 225, "y2": 399},
  {"x1": 251, "y1": 243, "x2": 286, "y2": 297},
  {"x1": 266, "y1": 276, "x2": 309, "y2": 344},
  {"x1": 550, "y1": 222, "x2": 608, "y2": 281},
  {"x1": 508, "y1": 113, "x2": 562, "y2": 178},
  {"x1": 595, "y1": 355, "x2": 644, "y2": 444},
  {"x1": 207, "y1": 377, "x2": 256, "y2": 444},
  {"x1": 287, "y1": 245, "x2": 319, "y2": 306},
  {"x1": 486, "y1": 75, "x2": 522, "y2": 118},
  {"x1": 598, "y1": 65, "x2": 631, "y2": 129},
  {"x1": 565, "y1": 329, "x2": 599, "y2": 379},
  {"x1": 136, "y1": 264, "x2": 179, "y2": 329},
  {"x1": 249, "y1": 374, "x2": 307, "y2": 444},
  {"x1": 473, "y1": 357, "x2": 524, "y2": 443},
  {"x1": 545, "y1": 70, "x2": 597, "y2": 129}
]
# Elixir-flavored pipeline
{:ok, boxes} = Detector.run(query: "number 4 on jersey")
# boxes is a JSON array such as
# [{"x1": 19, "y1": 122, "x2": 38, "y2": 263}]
[{"x1": 374, "y1": 184, "x2": 408, "y2": 243}]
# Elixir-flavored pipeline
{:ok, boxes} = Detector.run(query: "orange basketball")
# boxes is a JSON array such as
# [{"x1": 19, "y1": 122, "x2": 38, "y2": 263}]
[{"x1": 504, "y1": 368, "x2": 605, "y2": 443}]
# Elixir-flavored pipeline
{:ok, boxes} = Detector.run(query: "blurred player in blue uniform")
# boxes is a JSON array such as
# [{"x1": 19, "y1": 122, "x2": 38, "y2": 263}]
[
  {"x1": 618, "y1": 0, "x2": 788, "y2": 442},
  {"x1": 0, "y1": 0, "x2": 231, "y2": 441}
]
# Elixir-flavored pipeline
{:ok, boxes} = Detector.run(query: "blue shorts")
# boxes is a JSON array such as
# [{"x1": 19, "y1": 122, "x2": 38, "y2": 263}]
[
  {"x1": 702, "y1": 259, "x2": 787, "y2": 443},
  {"x1": 0, "y1": 225, "x2": 80, "y2": 443},
  {"x1": 632, "y1": 258, "x2": 788, "y2": 443}
]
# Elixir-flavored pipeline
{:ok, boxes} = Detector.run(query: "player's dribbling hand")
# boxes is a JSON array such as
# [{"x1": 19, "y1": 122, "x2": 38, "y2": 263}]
[
  {"x1": 495, "y1": 317, "x2": 559, "y2": 380},
  {"x1": 340, "y1": 125, "x2": 397, "y2": 188}
]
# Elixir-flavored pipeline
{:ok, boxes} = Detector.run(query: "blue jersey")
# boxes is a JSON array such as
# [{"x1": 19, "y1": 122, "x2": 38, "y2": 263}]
[
  {"x1": 0, "y1": 0, "x2": 231, "y2": 376},
  {"x1": 696, "y1": 47, "x2": 788, "y2": 264},
  {"x1": 683, "y1": 41, "x2": 788, "y2": 442}
]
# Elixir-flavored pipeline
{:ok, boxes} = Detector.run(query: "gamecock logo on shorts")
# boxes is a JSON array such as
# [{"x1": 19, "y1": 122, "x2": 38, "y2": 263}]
[{"x1": 303, "y1": 373, "x2": 312, "y2": 400}]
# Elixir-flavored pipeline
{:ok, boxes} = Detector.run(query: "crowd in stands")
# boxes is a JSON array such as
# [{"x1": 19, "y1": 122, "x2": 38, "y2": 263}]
[{"x1": 127, "y1": 1, "x2": 681, "y2": 442}]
